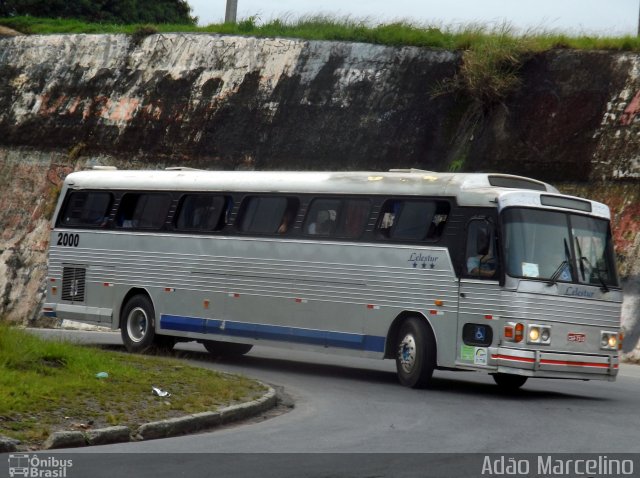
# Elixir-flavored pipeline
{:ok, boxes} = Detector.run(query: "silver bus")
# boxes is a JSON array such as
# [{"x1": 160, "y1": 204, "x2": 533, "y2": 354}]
[{"x1": 43, "y1": 169, "x2": 622, "y2": 389}]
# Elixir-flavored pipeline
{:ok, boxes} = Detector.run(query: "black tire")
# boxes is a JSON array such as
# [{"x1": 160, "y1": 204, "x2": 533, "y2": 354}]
[
  {"x1": 492, "y1": 373, "x2": 528, "y2": 390},
  {"x1": 395, "y1": 317, "x2": 437, "y2": 388},
  {"x1": 120, "y1": 295, "x2": 159, "y2": 353},
  {"x1": 202, "y1": 339, "x2": 253, "y2": 357}
]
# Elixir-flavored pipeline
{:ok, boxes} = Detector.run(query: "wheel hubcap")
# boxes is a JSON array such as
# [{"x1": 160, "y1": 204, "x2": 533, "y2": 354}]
[
  {"x1": 127, "y1": 307, "x2": 148, "y2": 343},
  {"x1": 398, "y1": 334, "x2": 417, "y2": 373}
]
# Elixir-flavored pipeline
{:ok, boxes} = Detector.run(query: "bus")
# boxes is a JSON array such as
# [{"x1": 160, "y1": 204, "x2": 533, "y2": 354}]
[{"x1": 43, "y1": 168, "x2": 622, "y2": 389}]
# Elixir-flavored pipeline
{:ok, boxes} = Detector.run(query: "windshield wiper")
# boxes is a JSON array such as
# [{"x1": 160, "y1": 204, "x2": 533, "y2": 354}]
[
  {"x1": 548, "y1": 238, "x2": 573, "y2": 286},
  {"x1": 574, "y1": 237, "x2": 610, "y2": 293},
  {"x1": 547, "y1": 260, "x2": 569, "y2": 286},
  {"x1": 577, "y1": 255, "x2": 610, "y2": 293},
  {"x1": 574, "y1": 237, "x2": 586, "y2": 281}
]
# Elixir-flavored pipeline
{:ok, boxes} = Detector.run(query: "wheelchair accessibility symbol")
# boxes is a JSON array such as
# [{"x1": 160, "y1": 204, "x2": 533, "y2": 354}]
[{"x1": 475, "y1": 326, "x2": 486, "y2": 341}]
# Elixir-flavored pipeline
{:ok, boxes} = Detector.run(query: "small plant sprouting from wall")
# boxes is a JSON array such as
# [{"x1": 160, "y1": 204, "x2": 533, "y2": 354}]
[
  {"x1": 433, "y1": 24, "x2": 538, "y2": 107},
  {"x1": 42, "y1": 184, "x2": 61, "y2": 221},
  {"x1": 131, "y1": 24, "x2": 158, "y2": 48},
  {"x1": 68, "y1": 142, "x2": 86, "y2": 161}
]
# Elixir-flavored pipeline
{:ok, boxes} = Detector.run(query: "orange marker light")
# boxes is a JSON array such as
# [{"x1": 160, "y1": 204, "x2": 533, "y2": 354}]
[
  {"x1": 434, "y1": 299, "x2": 444, "y2": 307},
  {"x1": 619, "y1": 332, "x2": 624, "y2": 350},
  {"x1": 504, "y1": 326, "x2": 514, "y2": 339},
  {"x1": 514, "y1": 323, "x2": 524, "y2": 343}
]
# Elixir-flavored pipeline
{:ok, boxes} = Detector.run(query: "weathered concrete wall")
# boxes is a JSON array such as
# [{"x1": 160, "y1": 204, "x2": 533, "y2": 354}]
[
  {"x1": 0, "y1": 34, "x2": 459, "y2": 170},
  {"x1": 0, "y1": 33, "x2": 638, "y2": 351}
]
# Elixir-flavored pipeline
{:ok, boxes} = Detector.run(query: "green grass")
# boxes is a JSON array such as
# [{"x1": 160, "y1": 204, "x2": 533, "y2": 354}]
[
  {"x1": 0, "y1": 325, "x2": 264, "y2": 448},
  {"x1": 2, "y1": 15, "x2": 640, "y2": 51}
]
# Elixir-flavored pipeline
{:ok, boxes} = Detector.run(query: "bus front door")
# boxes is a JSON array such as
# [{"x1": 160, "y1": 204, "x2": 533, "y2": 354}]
[{"x1": 456, "y1": 218, "x2": 501, "y2": 369}]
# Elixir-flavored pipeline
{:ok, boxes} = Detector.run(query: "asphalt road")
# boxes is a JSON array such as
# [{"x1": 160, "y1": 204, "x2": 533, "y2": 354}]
[{"x1": 10, "y1": 328, "x2": 640, "y2": 477}]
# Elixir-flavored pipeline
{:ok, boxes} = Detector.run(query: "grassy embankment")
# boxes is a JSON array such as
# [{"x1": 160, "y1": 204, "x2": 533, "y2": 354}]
[
  {"x1": 1, "y1": 15, "x2": 640, "y2": 51},
  {"x1": 0, "y1": 325, "x2": 264, "y2": 449}
]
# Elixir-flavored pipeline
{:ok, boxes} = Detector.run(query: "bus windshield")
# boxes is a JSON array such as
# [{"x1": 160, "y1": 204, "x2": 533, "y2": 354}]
[{"x1": 502, "y1": 208, "x2": 619, "y2": 288}]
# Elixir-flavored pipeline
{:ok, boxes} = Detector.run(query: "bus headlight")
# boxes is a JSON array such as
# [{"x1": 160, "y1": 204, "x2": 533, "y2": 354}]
[
  {"x1": 601, "y1": 331, "x2": 618, "y2": 350},
  {"x1": 540, "y1": 328, "x2": 550, "y2": 342},
  {"x1": 527, "y1": 324, "x2": 551, "y2": 345}
]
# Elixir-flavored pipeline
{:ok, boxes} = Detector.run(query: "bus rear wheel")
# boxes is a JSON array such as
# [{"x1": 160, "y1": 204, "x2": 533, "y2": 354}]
[
  {"x1": 492, "y1": 373, "x2": 528, "y2": 390},
  {"x1": 395, "y1": 317, "x2": 436, "y2": 388},
  {"x1": 202, "y1": 340, "x2": 253, "y2": 357},
  {"x1": 121, "y1": 294, "x2": 161, "y2": 353}
]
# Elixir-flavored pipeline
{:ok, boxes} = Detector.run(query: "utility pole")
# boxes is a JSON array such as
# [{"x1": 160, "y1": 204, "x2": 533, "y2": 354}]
[{"x1": 225, "y1": 0, "x2": 238, "y2": 24}]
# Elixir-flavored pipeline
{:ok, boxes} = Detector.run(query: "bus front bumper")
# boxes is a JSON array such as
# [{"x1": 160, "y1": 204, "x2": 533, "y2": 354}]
[
  {"x1": 42, "y1": 302, "x2": 113, "y2": 325},
  {"x1": 490, "y1": 346, "x2": 619, "y2": 380}
]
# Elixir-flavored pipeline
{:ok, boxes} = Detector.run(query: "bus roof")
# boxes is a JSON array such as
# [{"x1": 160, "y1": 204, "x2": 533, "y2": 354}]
[{"x1": 63, "y1": 169, "x2": 561, "y2": 208}]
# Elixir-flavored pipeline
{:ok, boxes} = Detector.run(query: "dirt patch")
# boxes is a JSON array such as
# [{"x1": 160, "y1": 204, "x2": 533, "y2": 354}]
[{"x1": 0, "y1": 26, "x2": 22, "y2": 36}]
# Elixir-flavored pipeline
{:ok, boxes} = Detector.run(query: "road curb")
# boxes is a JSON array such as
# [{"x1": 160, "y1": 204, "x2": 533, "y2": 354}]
[
  {"x1": 136, "y1": 384, "x2": 277, "y2": 441},
  {"x1": 0, "y1": 435, "x2": 21, "y2": 452},
  {"x1": 39, "y1": 384, "x2": 277, "y2": 449}
]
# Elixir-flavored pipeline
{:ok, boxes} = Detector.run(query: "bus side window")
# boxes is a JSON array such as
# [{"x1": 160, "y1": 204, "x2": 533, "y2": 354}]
[
  {"x1": 337, "y1": 199, "x2": 370, "y2": 238},
  {"x1": 377, "y1": 201, "x2": 399, "y2": 238},
  {"x1": 175, "y1": 194, "x2": 228, "y2": 232},
  {"x1": 376, "y1": 199, "x2": 447, "y2": 241},
  {"x1": 426, "y1": 202, "x2": 451, "y2": 239},
  {"x1": 238, "y1": 196, "x2": 299, "y2": 234},
  {"x1": 303, "y1": 198, "x2": 370, "y2": 238},
  {"x1": 116, "y1": 193, "x2": 171, "y2": 230},
  {"x1": 304, "y1": 199, "x2": 340, "y2": 236},
  {"x1": 58, "y1": 191, "x2": 112, "y2": 228}
]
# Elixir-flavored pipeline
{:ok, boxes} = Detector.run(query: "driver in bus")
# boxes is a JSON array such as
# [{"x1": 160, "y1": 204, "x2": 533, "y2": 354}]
[{"x1": 466, "y1": 228, "x2": 497, "y2": 278}]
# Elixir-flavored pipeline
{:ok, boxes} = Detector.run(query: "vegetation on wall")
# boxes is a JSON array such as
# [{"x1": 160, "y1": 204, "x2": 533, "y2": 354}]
[
  {"x1": 431, "y1": 26, "x2": 538, "y2": 106},
  {"x1": 3, "y1": 15, "x2": 640, "y2": 50}
]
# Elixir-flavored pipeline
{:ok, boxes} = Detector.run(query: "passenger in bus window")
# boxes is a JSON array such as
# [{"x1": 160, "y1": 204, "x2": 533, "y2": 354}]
[
  {"x1": 307, "y1": 210, "x2": 335, "y2": 235},
  {"x1": 277, "y1": 207, "x2": 296, "y2": 234}
]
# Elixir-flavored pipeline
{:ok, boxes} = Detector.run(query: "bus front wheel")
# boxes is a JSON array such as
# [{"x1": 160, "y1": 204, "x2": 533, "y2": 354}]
[
  {"x1": 121, "y1": 294, "x2": 159, "y2": 353},
  {"x1": 395, "y1": 317, "x2": 436, "y2": 388}
]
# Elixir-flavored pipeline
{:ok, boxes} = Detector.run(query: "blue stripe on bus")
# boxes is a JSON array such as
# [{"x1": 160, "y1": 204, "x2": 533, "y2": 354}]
[
  {"x1": 160, "y1": 314, "x2": 207, "y2": 333},
  {"x1": 160, "y1": 314, "x2": 385, "y2": 353},
  {"x1": 43, "y1": 311, "x2": 57, "y2": 318}
]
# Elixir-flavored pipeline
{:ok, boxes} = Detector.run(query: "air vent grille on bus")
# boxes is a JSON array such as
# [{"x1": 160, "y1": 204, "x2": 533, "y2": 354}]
[{"x1": 61, "y1": 267, "x2": 86, "y2": 303}]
